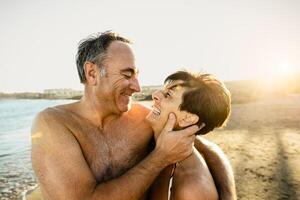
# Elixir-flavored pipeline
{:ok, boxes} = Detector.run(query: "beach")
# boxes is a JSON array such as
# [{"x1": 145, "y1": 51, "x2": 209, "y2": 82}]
[
  {"x1": 27, "y1": 95, "x2": 300, "y2": 200},
  {"x1": 1, "y1": 95, "x2": 300, "y2": 200},
  {"x1": 204, "y1": 95, "x2": 300, "y2": 199}
]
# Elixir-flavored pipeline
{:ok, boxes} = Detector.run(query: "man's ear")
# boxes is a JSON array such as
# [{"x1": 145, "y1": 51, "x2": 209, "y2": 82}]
[
  {"x1": 178, "y1": 112, "x2": 199, "y2": 128},
  {"x1": 83, "y1": 61, "x2": 98, "y2": 85}
]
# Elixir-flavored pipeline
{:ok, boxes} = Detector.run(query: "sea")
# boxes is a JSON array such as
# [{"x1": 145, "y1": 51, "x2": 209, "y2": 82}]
[{"x1": 0, "y1": 99, "x2": 76, "y2": 200}]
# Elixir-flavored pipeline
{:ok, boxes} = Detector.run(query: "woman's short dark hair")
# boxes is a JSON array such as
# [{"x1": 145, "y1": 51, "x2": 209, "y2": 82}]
[{"x1": 164, "y1": 70, "x2": 231, "y2": 135}]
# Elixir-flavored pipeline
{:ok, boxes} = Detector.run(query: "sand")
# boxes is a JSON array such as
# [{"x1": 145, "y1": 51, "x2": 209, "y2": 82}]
[
  {"x1": 203, "y1": 95, "x2": 300, "y2": 200},
  {"x1": 26, "y1": 95, "x2": 300, "y2": 200}
]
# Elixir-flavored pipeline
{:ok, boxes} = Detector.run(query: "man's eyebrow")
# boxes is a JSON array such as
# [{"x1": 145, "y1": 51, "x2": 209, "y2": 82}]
[{"x1": 120, "y1": 68, "x2": 139, "y2": 74}]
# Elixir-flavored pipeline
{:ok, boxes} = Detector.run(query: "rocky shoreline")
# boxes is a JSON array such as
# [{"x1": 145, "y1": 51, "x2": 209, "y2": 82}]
[
  {"x1": 0, "y1": 152, "x2": 37, "y2": 200},
  {"x1": 0, "y1": 173, "x2": 37, "y2": 200}
]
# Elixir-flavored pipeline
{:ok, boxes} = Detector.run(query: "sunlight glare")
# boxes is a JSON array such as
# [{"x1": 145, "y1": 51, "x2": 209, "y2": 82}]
[
  {"x1": 277, "y1": 63, "x2": 293, "y2": 76},
  {"x1": 259, "y1": 63, "x2": 295, "y2": 91}
]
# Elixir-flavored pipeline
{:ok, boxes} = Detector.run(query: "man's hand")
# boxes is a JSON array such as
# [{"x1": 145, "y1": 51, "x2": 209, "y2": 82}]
[{"x1": 154, "y1": 113, "x2": 203, "y2": 166}]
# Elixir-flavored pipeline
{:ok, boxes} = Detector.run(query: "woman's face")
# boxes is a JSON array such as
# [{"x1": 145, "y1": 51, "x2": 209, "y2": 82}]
[{"x1": 146, "y1": 80, "x2": 187, "y2": 135}]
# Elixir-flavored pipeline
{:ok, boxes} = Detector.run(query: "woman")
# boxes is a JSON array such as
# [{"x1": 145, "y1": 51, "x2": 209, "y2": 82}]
[{"x1": 147, "y1": 70, "x2": 231, "y2": 200}]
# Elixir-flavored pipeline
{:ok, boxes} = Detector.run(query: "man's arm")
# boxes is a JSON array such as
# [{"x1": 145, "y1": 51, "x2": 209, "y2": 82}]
[
  {"x1": 31, "y1": 110, "x2": 198, "y2": 200},
  {"x1": 194, "y1": 136, "x2": 237, "y2": 200}
]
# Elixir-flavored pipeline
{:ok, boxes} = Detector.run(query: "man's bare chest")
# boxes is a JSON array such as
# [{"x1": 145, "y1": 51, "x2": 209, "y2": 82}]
[
  {"x1": 66, "y1": 118, "x2": 153, "y2": 183},
  {"x1": 88, "y1": 131, "x2": 150, "y2": 182}
]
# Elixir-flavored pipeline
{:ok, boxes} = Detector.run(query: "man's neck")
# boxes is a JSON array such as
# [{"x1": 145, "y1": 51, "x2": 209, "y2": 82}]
[{"x1": 76, "y1": 93, "x2": 120, "y2": 129}]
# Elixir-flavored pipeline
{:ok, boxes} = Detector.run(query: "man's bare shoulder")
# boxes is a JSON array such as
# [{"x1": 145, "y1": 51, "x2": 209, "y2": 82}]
[
  {"x1": 33, "y1": 101, "x2": 79, "y2": 127},
  {"x1": 127, "y1": 103, "x2": 150, "y2": 123},
  {"x1": 33, "y1": 107, "x2": 60, "y2": 128},
  {"x1": 31, "y1": 104, "x2": 78, "y2": 144},
  {"x1": 33, "y1": 107, "x2": 64, "y2": 129},
  {"x1": 124, "y1": 102, "x2": 152, "y2": 133},
  {"x1": 129, "y1": 102, "x2": 151, "y2": 117},
  {"x1": 31, "y1": 104, "x2": 95, "y2": 200}
]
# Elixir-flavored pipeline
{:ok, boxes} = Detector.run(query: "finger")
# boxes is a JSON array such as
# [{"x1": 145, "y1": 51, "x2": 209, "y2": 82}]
[
  {"x1": 186, "y1": 135, "x2": 196, "y2": 144},
  {"x1": 191, "y1": 135, "x2": 196, "y2": 143},
  {"x1": 199, "y1": 123, "x2": 205, "y2": 129},
  {"x1": 189, "y1": 134, "x2": 196, "y2": 141},
  {"x1": 188, "y1": 133, "x2": 197, "y2": 139},
  {"x1": 181, "y1": 123, "x2": 206, "y2": 137},
  {"x1": 178, "y1": 124, "x2": 200, "y2": 136},
  {"x1": 161, "y1": 113, "x2": 176, "y2": 134}
]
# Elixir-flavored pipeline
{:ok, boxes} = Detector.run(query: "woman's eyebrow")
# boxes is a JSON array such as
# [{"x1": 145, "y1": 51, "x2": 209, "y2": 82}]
[{"x1": 166, "y1": 83, "x2": 186, "y2": 90}]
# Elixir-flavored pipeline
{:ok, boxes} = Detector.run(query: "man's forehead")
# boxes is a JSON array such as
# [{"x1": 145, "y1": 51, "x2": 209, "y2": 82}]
[
  {"x1": 104, "y1": 41, "x2": 138, "y2": 72},
  {"x1": 108, "y1": 41, "x2": 133, "y2": 53},
  {"x1": 105, "y1": 41, "x2": 135, "y2": 61}
]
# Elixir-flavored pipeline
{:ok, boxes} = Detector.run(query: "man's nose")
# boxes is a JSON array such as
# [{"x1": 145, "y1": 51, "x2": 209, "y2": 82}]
[{"x1": 130, "y1": 77, "x2": 141, "y2": 92}]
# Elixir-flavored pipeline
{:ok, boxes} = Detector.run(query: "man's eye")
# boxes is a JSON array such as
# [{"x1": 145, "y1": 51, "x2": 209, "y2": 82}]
[
  {"x1": 166, "y1": 92, "x2": 171, "y2": 97},
  {"x1": 122, "y1": 72, "x2": 132, "y2": 79}
]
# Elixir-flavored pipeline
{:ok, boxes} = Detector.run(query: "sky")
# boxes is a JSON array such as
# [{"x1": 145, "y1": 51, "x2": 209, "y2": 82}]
[{"x1": 0, "y1": 0, "x2": 299, "y2": 92}]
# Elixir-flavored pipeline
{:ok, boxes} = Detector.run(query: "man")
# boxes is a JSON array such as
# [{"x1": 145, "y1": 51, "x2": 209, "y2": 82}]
[
  {"x1": 148, "y1": 71, "x2": 232, "y2": 200},
  {"x1": 31, "y1": 31, "x2": 236, "y2": 200}
]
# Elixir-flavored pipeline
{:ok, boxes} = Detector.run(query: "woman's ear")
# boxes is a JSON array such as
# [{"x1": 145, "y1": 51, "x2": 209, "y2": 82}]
[
  {"x1": 178, "y1": 112, "x2": 199, "y2": 128},
  {"x1": 83, "y1": 61, "x2": 98, "y2": 85}
]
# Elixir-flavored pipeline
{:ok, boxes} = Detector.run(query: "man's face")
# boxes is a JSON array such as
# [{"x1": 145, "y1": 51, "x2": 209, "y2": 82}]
[
  {"x1": 146, "y1": 80, "x2": 187, "y2": 134},
  {"x1": 96, "y1": 41, "x2": 141, "y2": 114}
]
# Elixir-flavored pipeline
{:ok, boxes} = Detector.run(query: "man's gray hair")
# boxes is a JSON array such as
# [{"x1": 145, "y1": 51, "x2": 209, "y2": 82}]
[{"x1": 76, "y1": 31, "x2": 131, "y2": 83}]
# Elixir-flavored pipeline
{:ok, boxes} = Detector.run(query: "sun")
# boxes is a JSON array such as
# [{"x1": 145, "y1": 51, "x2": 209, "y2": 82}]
[
  {"x1": 267, "y1": 63, "x2": 294, "y2": 80},
  {"x1": 259, "y1": 63, "x2": 295, "y2": 91},
  {"x1": 276, "y1": 63, "x2": 293, "y2": 76}
]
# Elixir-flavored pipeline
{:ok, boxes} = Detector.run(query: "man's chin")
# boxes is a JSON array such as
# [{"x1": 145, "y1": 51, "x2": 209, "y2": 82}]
[{"x1": 117, "y1": 103, "x2": 131, "y2": 113}]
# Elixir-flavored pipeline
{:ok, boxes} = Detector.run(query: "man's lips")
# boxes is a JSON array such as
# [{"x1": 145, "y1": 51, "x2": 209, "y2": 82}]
[{"x1": 121, "y1": 92, "x2": 132, "y2": 97}]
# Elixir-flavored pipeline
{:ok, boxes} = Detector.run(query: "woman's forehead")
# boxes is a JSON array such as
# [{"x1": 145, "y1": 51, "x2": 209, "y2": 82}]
[{"x1": 164, "y1": 80, "x2": 186, "y2": 90}]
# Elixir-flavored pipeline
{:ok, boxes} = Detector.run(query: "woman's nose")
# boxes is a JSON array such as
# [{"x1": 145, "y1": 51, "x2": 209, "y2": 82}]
[{"x1": 152, "y1": 90, "x2": 163, "y2": 102}]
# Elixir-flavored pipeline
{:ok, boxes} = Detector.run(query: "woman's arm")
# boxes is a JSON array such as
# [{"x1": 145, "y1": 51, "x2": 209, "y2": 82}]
[
  {"x1": 149, "y1": 165, "x2": 174, "y2": 200},
  {"x1": 194, "y1": 136, "x2": 237, "y2": 200}
]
